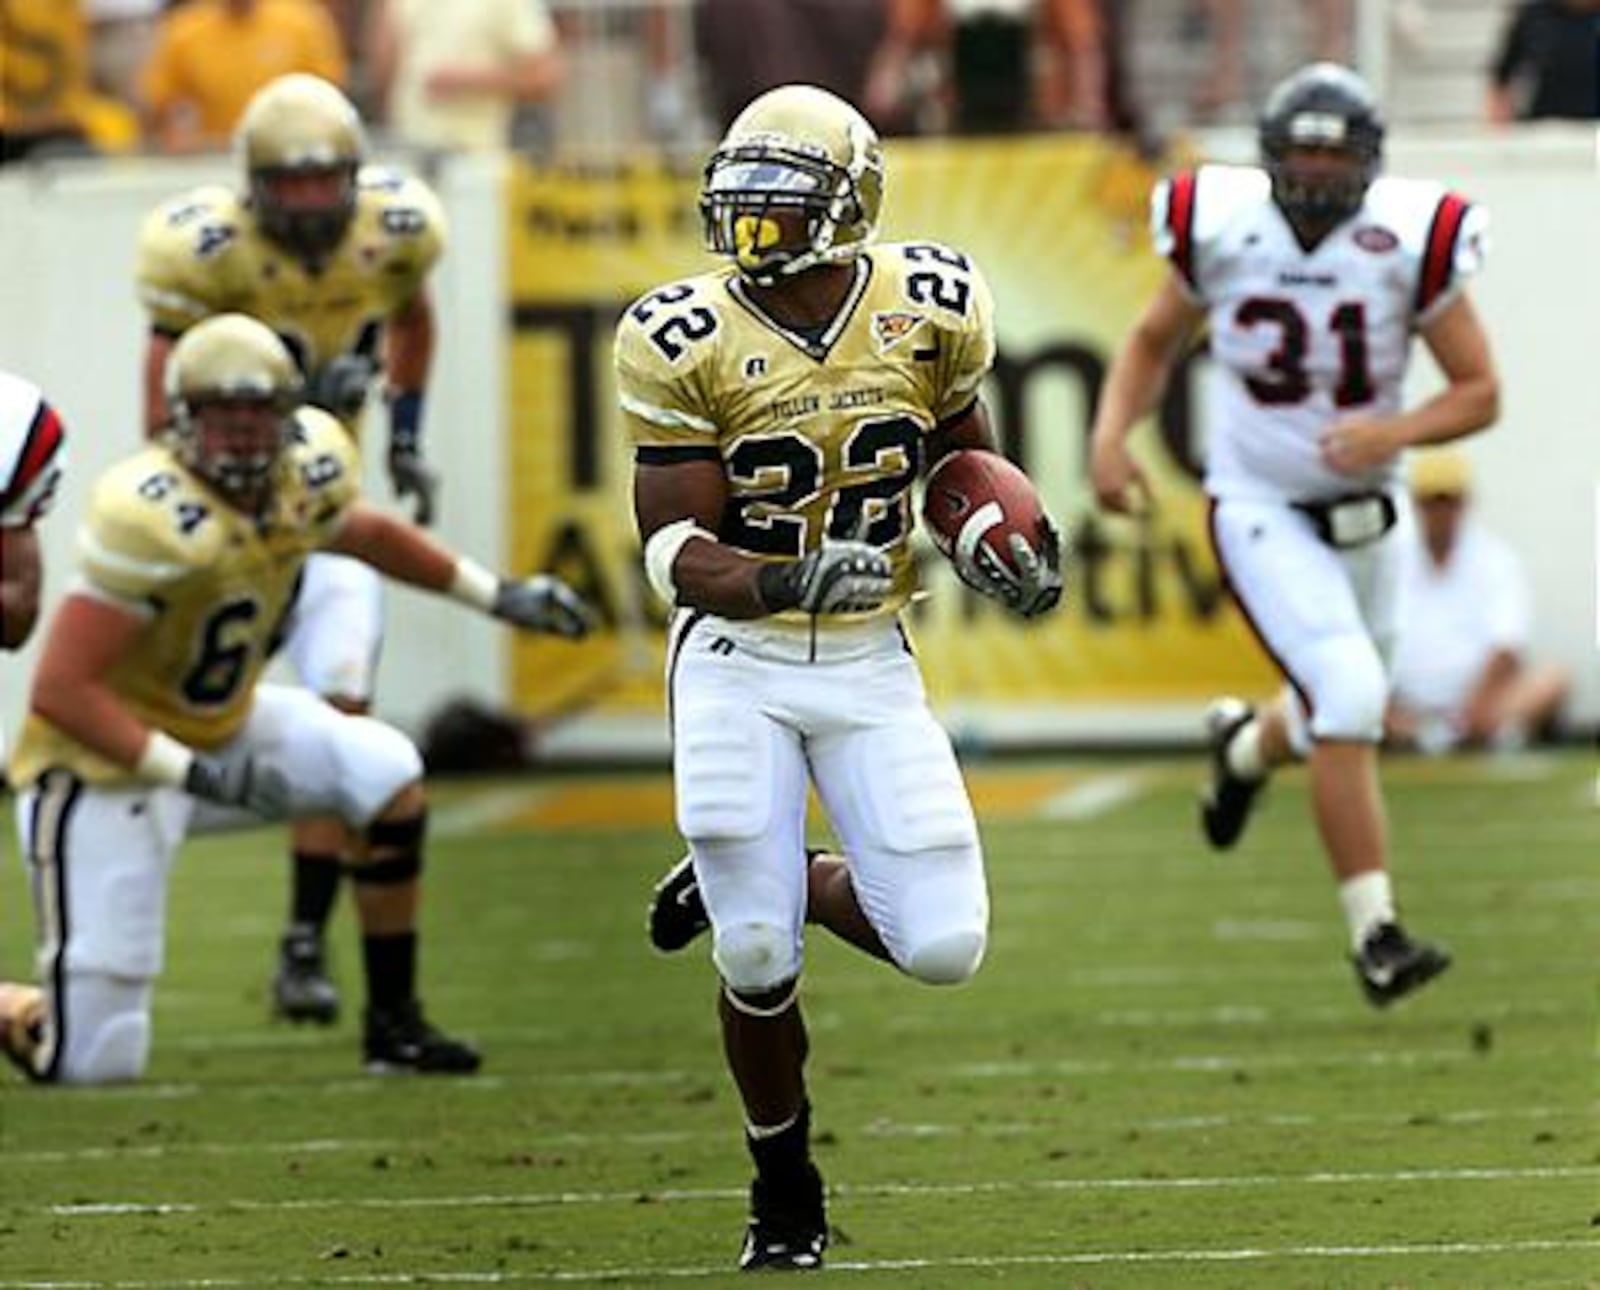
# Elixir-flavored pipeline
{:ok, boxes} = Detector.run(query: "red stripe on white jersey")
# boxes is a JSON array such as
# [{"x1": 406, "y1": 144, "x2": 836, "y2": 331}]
[
  {"x1": 1416, "y1": 192, "x2": 1469, "y2": 316},
  {"x1": 1167, "y1": 171, "x2": 1199, "y2": 290}
]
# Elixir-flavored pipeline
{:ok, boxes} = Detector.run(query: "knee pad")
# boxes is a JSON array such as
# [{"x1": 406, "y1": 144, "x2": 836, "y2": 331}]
[
  {"x1": 713, "y1": 920, "x2": 800, "y2": 995},
  {"x1": 904, "y1": 928, "x2": 987, "y2": 986},
  {"x1": 52, "y1": 976, "x2": 152, "y2": 1085},
  {"x1": 1301, "y1": 635, "x2": 1387, "y2": 743}
]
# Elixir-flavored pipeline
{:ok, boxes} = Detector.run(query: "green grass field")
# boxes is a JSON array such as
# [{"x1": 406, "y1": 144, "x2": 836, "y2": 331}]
[{"x1": 1, "y1": 752, "x2": 1596, "y2": 1287}]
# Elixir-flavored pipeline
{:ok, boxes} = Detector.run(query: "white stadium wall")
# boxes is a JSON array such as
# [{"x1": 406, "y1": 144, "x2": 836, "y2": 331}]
[{"x1": 1, "y1": 129, "x2": 1594, "y2": 753}]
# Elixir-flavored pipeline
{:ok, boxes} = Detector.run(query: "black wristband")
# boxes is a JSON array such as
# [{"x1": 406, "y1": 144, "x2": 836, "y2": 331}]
[{"x1": 755, "y1": 561, "x2": 801, "y2": 613}]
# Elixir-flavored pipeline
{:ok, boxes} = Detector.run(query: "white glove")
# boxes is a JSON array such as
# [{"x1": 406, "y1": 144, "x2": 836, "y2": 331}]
[
  {"x1": 956, "y1": 515, "x2": 1064, "y2": 619},
  {"x1": 491, "y1": 574, "x2": 596, "y2": 639},
  {"x1": 758, "y1": 538, "x2": 894, "y2": 615},
  {"x1": 184, "y1": 754, "x2": 292, "y2": 817}
]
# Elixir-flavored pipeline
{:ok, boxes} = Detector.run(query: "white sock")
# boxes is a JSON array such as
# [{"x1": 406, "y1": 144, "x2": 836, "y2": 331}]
[
  {"x1": 1338, "y1": 871, "x2": 1395, "y2": 950},
  {"x1": 1225, "y1": 720, "x2": 1267, "y2": 781}
]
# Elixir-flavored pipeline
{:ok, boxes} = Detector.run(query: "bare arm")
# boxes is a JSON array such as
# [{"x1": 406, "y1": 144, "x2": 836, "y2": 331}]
[
  {"x1": 386, "y1": 289, "x2": 434, "y2": 396},
  {"x1": 29, "y1": 594, "x2": 154, "y2": 767},
  {"x1": 324, "y1": 502, "x2": 458, "y2": 590},
  {"x1": 1088, "y1": 275, "x2": 1205, "y2": 512},
  {"x1": 143, "y1": 331, "x2": 177, "y2": 437},
  {"x1": 634, "y1": 458, "x2": 775, "y2": 620},
  {"x1": 0, "y1": 526, "x2": 42, "y2": 649},
  {"x1": 924, "y1": 398, "x2": 1000, "y2": 468},
  {"x1": 1319, "y1": 291, "x2": 1499, "y2": 473}
]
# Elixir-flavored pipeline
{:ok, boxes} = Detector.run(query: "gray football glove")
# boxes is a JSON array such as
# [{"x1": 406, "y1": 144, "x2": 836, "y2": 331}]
[
  {"x1": 758, "y1": 538, "x2": 894, "y2": 615},
  {"x1": 306, "y1": 354, "x2": 378, "y2": 419},
  {"x1": 956, "y1": 514, "x2": 1065, "y2": 619},
  {"x1": 184, "y1": 754, "x2": 292, "y2": 817},
  {"x1": 492, "y1": 574, "x2": 596, "y2": 639},
  {"x1": 388, "y1": 448, "x2": 440, "y2": 528}
]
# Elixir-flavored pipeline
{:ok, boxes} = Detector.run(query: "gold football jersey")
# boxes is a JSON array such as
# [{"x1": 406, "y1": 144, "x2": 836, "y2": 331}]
[
  {"x1": 135, "y1": 166, "x2": 446, "y2": 433},
  {"x1": 9, "y1": 408, "x2": 360, "y2": 788},
  {"x1": 615, "y1": 241, "x2": 996, "y2": 624}
]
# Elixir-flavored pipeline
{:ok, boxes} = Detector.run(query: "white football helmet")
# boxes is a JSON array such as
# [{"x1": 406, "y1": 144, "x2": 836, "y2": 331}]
[
  {"x1": 237, "y1": 73, "x2": 365, "y2": 259},
  {"x1": 166, "y1": 314, "x2": 303, "y2": 506},
  {"x1": 700, "y1": 84, "x2": 884, "y2": 286}
]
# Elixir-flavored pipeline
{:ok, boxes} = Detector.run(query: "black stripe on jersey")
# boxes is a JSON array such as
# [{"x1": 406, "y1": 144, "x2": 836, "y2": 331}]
[
  {"x1": 1414, "y1": 192, "x2": 1470, "y2": 316},
  {"x1": 725, "y1": 256, "x2": 874, "y2": 363},
  {"x1": 637, "y1": 444, "x2": 723, "y2": 466},
  {"x1": 26, "y1": 767, "x2": 83, "y2": 1084},
  {"x1": 665, "y1": 609, "x2": 707, "y2": 729}
]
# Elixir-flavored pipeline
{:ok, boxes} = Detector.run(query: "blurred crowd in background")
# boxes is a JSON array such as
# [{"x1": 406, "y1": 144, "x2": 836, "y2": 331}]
[{"x1": 2, "y1": 0, "x2": 1597, "y2": 167}]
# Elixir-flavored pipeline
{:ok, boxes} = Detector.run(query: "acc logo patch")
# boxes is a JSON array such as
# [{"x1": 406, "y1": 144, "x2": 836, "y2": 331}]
[
  {"x1": 871, "y1": 311, "x2": 922, "y2": 352},
  {"x1": 1353, "y1": 225, "x2": 1399, "y2": 253}
]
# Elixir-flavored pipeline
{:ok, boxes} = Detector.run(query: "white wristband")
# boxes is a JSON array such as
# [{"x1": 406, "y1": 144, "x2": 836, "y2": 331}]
[
  {"x1": 644, "y1": 518, "x2": 715, "y2": 605},
  {"x1": 448, "y1": 557, "x2": 500, "y2": 613},
  {"x1": 136, "y1": 731, "x2": 195, "y2": 786}
]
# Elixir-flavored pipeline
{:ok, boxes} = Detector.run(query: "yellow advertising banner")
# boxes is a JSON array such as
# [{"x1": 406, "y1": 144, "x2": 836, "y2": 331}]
[{"x1": 504, "y1": 136, "x2": 1273, "y2": 739}]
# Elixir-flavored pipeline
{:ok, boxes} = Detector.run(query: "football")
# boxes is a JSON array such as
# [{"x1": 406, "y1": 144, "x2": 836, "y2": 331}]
[{"x1": 921, "y1": 448, "x2": 1049, "y2": 576}]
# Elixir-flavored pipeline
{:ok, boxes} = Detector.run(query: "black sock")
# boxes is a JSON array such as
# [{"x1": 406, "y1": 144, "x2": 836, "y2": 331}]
[
  {"x1": 362, "y1": 931, "x2": 417, "y2": 1012},
  {"x1": 746, "y1": 1100, "x2": 812, "y2": 1183},
  {"x1": 290, "y1": 852, "x2": 342, "y2": 932}
]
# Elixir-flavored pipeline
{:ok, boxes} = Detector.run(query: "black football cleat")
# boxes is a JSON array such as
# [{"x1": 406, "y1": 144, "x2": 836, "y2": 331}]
[
  {"x1": 272, "y1": 927, "x2": 340, "y2": 1025},
  {"x1": 648, "y1": 853, "x2": 708, "y2": 953},
  {"x1": 1200, "y1": 697, "x2": 1266, "y2": 850},
  {"x1": 649, "y1": 849, "x2": 828, "y2": 954},
  {"x1": 1351, "y1": 922, "x2": 1452, "y2": 1007},
  {"x1": 363, "y1": 1000, "x2": 482, "y2": 1074},
  {"x1": 739, "y1": 1164, "x2": 828, "y2": 1272}
]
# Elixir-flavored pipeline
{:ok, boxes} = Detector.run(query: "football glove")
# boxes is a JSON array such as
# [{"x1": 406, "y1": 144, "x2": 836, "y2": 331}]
[
  {"x1": 184, "y1": 754, "x2": 292, "y2": 817},
  {"x1": 306, "y1": 354, "x2": 378, "y2": 419},
  {"x1": 955, "y1": 515, "x2": 1064, "y2": 619},
  {"x1": 492, "y1": 574, "x2": 596, "y2": 639},
  {"x1": 388, "y1": 447, "x2": 440, "y2": 528},
  {"x1": 758, "y1": 538, "x2": 894, "y2": 615}
]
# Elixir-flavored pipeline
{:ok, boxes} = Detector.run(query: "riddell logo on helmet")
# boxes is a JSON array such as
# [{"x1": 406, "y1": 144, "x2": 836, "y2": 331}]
[{"x1": 1353, "y1": 225, "x2": 1399, "y2": 253}]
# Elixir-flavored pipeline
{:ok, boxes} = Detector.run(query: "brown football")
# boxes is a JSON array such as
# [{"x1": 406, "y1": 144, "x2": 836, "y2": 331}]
[{"x1": 921, "y1": 449, "x2": 1048, "y2": 575}]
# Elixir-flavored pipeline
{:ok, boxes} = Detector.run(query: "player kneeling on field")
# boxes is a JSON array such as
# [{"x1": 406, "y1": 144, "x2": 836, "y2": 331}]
[{"x1": 0, "y1": 314, "x2": 593, "y2": 1084}]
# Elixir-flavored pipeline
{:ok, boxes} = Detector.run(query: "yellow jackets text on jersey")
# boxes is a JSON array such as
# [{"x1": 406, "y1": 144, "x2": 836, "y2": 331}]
[
  {"x1": 135, "y1": 166, "x2": 445, "y2": 421},
  {"x1": 9, "y1": 409, "x2": 359, "y2": 788},
  {"x1": 614, "y1": 242, "x2": 996, "y2": 624}
]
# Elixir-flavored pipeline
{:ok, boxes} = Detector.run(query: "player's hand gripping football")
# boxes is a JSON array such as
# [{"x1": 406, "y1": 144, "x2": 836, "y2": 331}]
[
  {"x1": 757, "y1": 517, "x2": 893, "y2": 615},
  {"x1": 184, "y1": 754, "x2": 293, "y2": 817},
  {"x1": 492, "y1": 574, "x2": 596, "y2": 639},
  {"x1": 955, "y1": 514, "x2": 1064, "y2": 619},
  {"x1": 388, "y1": 447, "x2": 440, "y2": 528}
]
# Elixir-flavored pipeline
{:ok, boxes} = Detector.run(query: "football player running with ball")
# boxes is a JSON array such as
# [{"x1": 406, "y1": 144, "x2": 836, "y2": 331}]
[
  {"x1": 1089, "y1": 64, "x2": 1499, "y2": 1005},
  {"x1": 616, "y1": 85, "x2": 1061, "y2": 1270},
  {"x1": 135, "y1": 73, "x2": 452, "y2": 1026},
  {"x1": 0, "y1": 315, "x2": 591, "y2": 1085}
]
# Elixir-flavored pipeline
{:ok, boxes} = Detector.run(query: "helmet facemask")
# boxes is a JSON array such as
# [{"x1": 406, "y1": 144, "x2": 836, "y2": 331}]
[
  {"x1": 1259, "y1": 64, "x2": 1384, "y2": 237},
  {"x1": 176, "y1": 394, "x2": 298, "y2": 510},
  {"x1": 250, "y1": 162, "x2": 358, "y2": 261}
]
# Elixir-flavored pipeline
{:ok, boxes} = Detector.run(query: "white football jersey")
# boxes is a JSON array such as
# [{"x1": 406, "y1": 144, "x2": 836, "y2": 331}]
[
  {"x1": 0, "y1": 370, "x2": 66, "y2": 529},
  {"x1": 1152, "y1": 164, "x2": 1488, "y2": 503}
]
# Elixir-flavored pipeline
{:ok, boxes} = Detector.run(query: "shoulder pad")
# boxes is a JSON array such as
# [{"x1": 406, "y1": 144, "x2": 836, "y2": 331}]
[
  {"x1": 1151, "y1": 165, "x2": 1268, "y2": 292},
  {"x1": 1366, "y1": 179, "x2": 1488, "y2": 317},
  {"x1": 283, "y1": 407, "x2": 361, "y2": 527},
  {"x1": 614, "y1": 274, "x2": 726, "y2": 439},
  {"x1": 357, "y1": 166, "x2": 447, "y2": 271},
  {"x1": 136, "y1": 185, "x2": 244, "y2": 331},
  {"x1": 79, "y1": 450, "x2": 220, "y2": 599}
]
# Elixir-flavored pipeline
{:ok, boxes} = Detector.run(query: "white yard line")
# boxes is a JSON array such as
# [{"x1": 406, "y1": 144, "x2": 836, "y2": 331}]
[
  {"x1": 35, "y1": 1164, "x2": 1599, "y2": 1219},
  {"x1": 1038, "y1": 770, "x2": 1150, "y2": 820},
  {"x1": 2, "y1": 1239, "x2": 1597, "y2": 1285}
]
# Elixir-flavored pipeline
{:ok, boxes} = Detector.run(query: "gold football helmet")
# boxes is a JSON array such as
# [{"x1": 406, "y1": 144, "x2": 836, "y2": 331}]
[
  {"x1": 237, "y1": 73, "x2": 365, "y2": 259},
  {"x1": 167, "y1": 314, "x2": 304, "y2": 507},
  {"x1": 700, "y1": 84, "x2": 884, "y2": 286}
]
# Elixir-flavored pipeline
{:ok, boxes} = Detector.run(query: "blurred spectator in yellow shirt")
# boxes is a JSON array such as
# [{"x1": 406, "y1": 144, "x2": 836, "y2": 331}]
[
  {"x1": 1, "y1": 0, "x2": 96, "y2": 162},
  {"x1": 140, "y1": 0, "x2": 348, "y2": 152}
]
